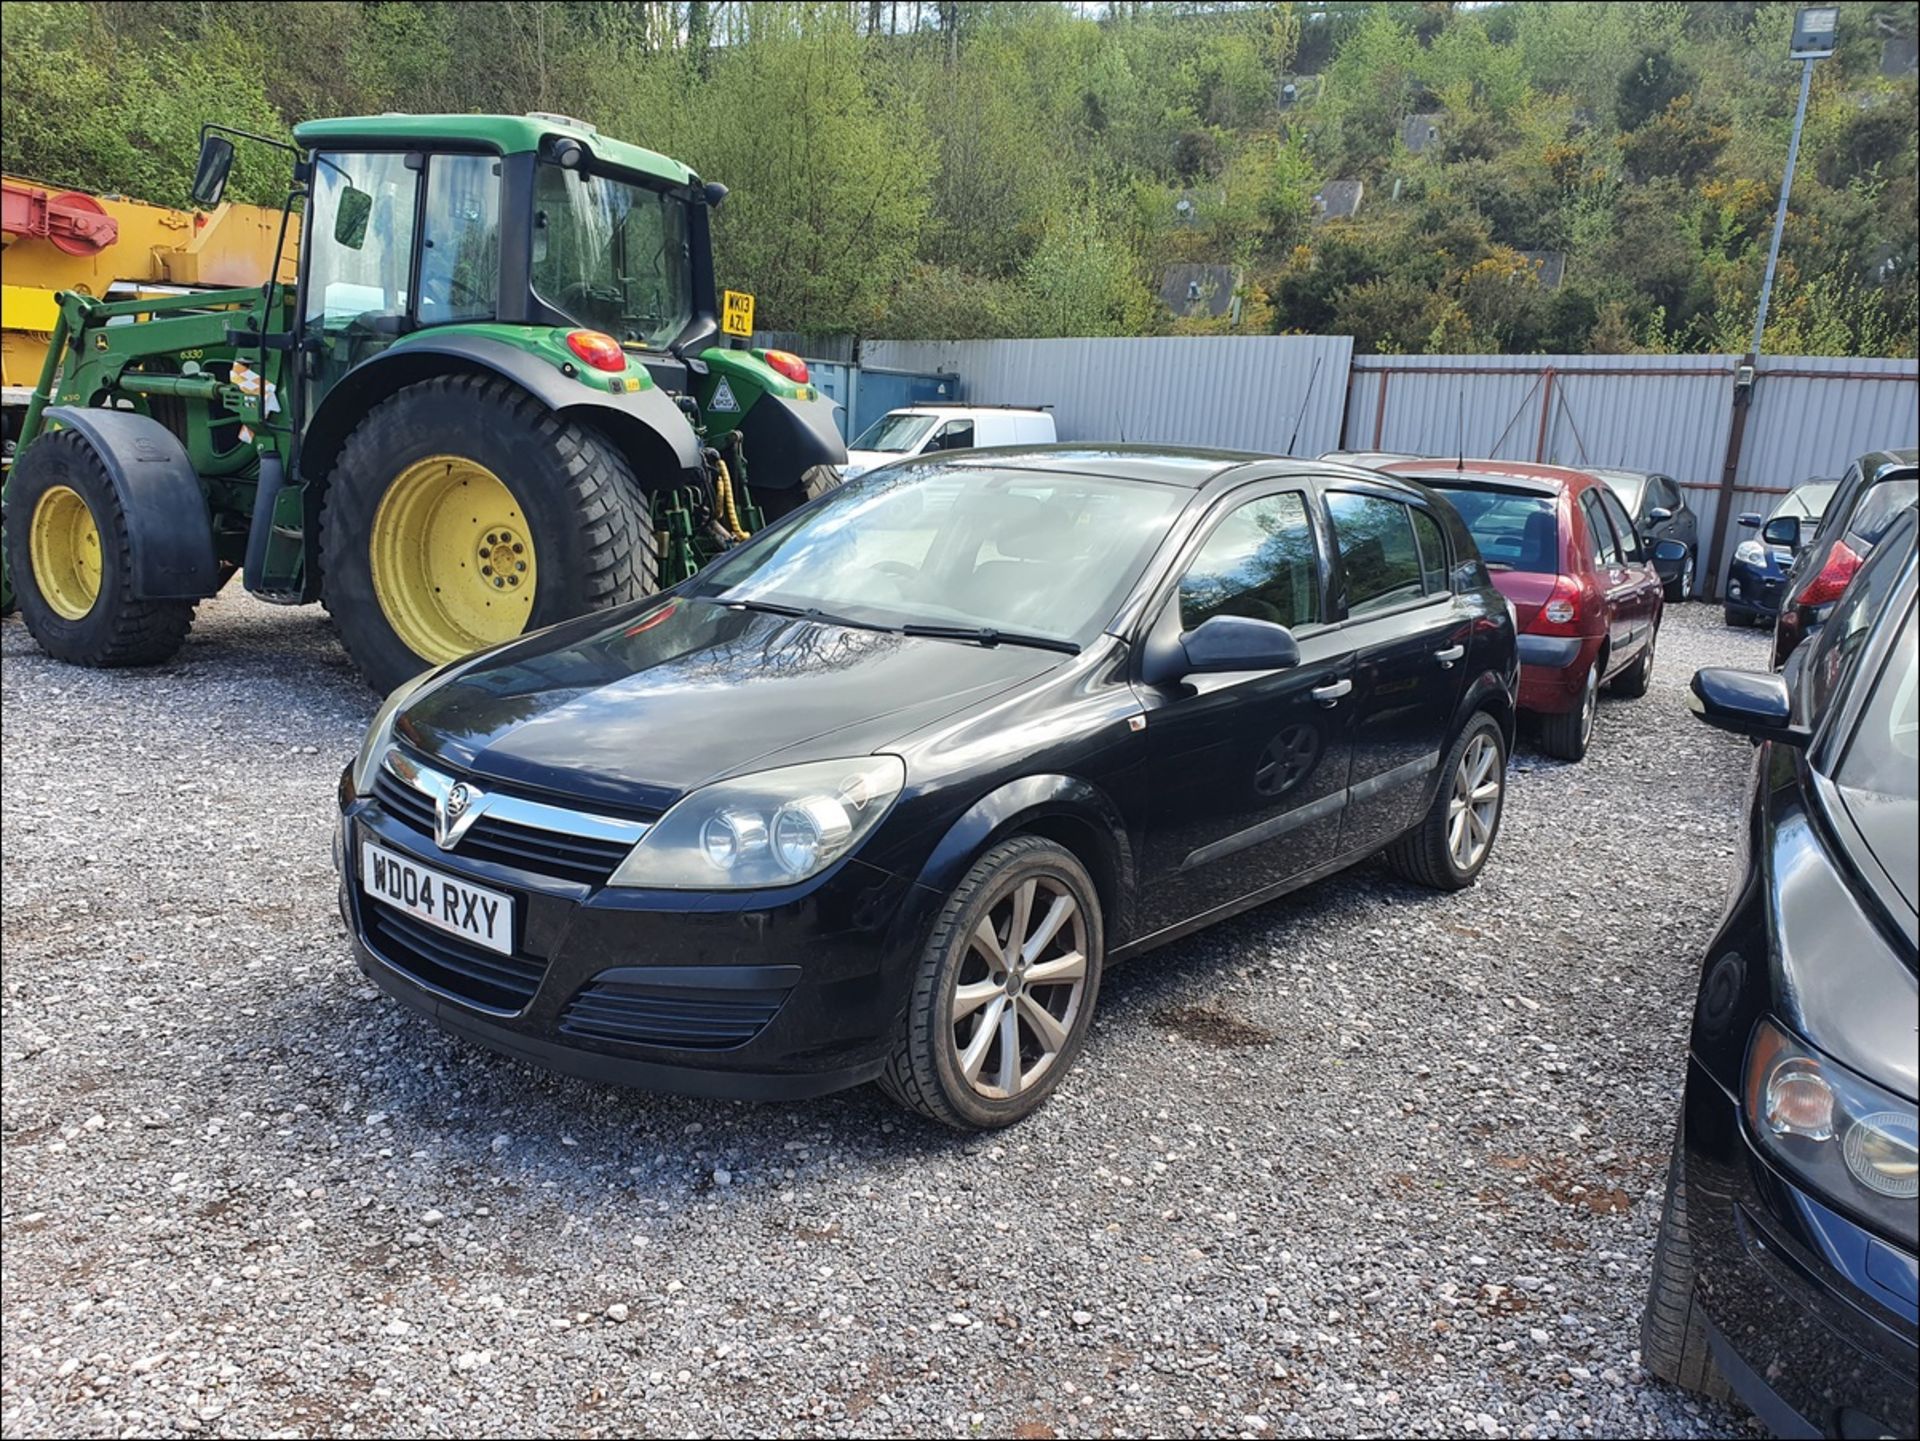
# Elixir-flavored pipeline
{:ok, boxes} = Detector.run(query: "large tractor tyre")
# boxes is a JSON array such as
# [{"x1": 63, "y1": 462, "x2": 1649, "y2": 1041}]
[
  {"x1": 3, "y1": 431, "x2": 195, "y2": 666},
  {"x1": 320, "y1": 374, "x2": 658, "y2": 694},
  {"x1": 752, "y1": 463, "x2": 843, "y2": 524}
]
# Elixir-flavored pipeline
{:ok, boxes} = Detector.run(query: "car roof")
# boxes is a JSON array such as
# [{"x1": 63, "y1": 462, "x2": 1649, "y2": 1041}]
[
  {"x1": 943, "y1": 444, "x2": 1274, "y2": 487},
  {"x1": 1377, "y1": 457, "x2": 1597, "y2": 495},
  {"x1": 1864, "y1": 449, "x2": 1920, "y2": 480},
  {"x1": 890, "y1": 406, "x2": 1050, "y2": 418}
]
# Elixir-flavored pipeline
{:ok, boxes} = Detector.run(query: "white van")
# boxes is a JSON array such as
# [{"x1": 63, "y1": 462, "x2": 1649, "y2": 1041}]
[{"x1": 842, "y1": 406, "x2": 1056, "y2": 479}]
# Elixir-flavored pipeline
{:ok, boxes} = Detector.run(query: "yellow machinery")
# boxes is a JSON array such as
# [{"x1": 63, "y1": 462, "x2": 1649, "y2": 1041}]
[{"x1": 2, "y1": 175, "x2": 297, "y2": 443}]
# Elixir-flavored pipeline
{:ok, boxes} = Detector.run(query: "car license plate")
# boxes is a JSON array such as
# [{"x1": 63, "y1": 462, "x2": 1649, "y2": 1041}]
[{"x1": 360, "y1": 841, "x2": 513, "y2": 955}]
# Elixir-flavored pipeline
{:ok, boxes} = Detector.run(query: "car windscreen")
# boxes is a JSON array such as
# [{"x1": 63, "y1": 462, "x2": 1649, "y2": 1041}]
[
  {"x1": 1420, "y1": 483, "x2": 1557, "y2": 572},
  {"x1": 1777, "y1": 480, "x2": 1838, "y2": 524},
  {"x1": 1835, "y1": 605, "x2": 1918, "y2": 919},
  {"x1": 686, "y1": 464, "x2": 1187, "y2": 646},
  {"x1": 852, "y1": 413, "x2": 939, "y2": 453}
]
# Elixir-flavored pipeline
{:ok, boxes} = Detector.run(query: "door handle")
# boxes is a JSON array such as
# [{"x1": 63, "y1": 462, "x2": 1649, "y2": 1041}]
[
  {"x1": 1434, "y1": 644, "x2": 1465, "y2": 667},
  {"x1": 1310, "y1": 679, "x2": 1352, "y2": 706}
]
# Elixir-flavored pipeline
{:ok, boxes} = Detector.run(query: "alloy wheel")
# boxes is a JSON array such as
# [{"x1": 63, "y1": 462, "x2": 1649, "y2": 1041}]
[
  {"x1": 949, "y1": 876, "x2": 1089, "y2": 1100},
  {"x1": 1579, "y1": 664, "x2": 1598, "y2": 749},
  {"x1": 1447, "y1": 732, "x2": 1501, "y2": 872},
  {"x1": 1680, "y1": 554, "x2": 1695, "y2": 600}
]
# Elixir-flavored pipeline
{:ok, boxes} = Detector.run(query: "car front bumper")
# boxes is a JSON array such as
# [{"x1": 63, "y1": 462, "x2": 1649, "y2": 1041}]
[
  {"x1": 334, "y1": 795, "x2": 935, "y2": 1101},
  {"x1": 1682, "y1": 1056, "x2": 1919, "y2": 1440},
  {"x1": 1724, "y1": 560, "x2": 1787, "y2": 619},
  {"x1": 1514, "y1": 634, "x2": 1603, "y2": 715}
]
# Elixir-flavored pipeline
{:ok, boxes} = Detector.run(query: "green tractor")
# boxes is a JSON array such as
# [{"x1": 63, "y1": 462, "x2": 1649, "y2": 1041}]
[{"x1": 2, "y1": 113, "x2": 844, "y2": 692}]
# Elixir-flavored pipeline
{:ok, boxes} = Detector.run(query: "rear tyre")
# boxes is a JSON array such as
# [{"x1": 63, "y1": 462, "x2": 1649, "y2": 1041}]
[
  {"x1": 4, "y1": 430, "x2": 194, "y2": 666},
  {"x1": 1538, "y1": 660, "x2": 1599, "y2": 761},
  {"x1": 1611, "y1": 624, "x2": 1657, "y2": 699},
  {"x1": 879, "y1": 836, "x2": 1103, "y2": 1131},
  {"x1": 1640, "y1": 1125, "x2": 1732, "y2": 1402},
  {"x1": 320, "y1": 374, "x2": 658, "y2": 694},
  {"x1": 751, "y1": 463, "x2": 843, "y2": 524},
  {"x1": 1664, "y1": 548, "x2": 1695, "y2": 602},
  {"x1": 1386, "y1": 711, "x2": 1506, "y2": 890}
]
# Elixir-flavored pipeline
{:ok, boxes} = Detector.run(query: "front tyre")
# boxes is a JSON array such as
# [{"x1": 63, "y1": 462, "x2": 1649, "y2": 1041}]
[
  {"x1": 1611, "y1": 624, "x2": 1657, "y2": 699},
  {"x1": 4, "y1": 430, "x2": 194, "y2": 666},
  {"x1": 880, "y1": 836, "x2": 1104, "y2": 1130},
  {"x1": 1386, "y1": 710, "x2": 1506, "y2": 890},
  {"x1": 1640, "y1": 1125, "x2": 1732, "y2": 1401},
  {"x1": 320, "y1": 375, "x2": 658, "y2": 693}
]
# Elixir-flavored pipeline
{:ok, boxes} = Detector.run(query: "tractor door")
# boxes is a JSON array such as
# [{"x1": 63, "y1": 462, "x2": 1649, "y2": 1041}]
[{"x1": 299, "y1": 150, "x2": 421, "y2": 419}]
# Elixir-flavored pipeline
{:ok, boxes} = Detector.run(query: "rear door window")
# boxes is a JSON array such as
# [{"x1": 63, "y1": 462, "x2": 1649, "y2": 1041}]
[
  {"x1": 1581, "y1": 491, "x2": 1622, "y2": 566},
  {"x1": 1598, "y1": 489, "x2": 1646, "y2": 562},
  {"x1": 1410, "y1": 506, "x2": 1448, "y2": 594},
  {"x1": 1328, "y1": 492, "x2": 1427, "y2": 616}
]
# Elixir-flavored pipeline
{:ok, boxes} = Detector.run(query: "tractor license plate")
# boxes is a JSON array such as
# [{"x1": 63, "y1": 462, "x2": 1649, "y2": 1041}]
[{"x1": 361, "y1": 841, "x2": 513, "y2": 955}]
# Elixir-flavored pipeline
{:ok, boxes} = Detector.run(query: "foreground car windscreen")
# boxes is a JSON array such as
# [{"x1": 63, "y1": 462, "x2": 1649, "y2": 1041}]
[
  {"x1": 688, "y1": 464, "x2": 1188, "y2": 645},
  {"x1": 1424, "y1": 483, "x2": 1556, "y2": 571}
]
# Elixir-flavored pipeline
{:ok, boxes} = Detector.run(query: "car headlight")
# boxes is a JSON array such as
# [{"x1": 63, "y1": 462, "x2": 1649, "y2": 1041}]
[
  {"x1": 609, "y1": 755, "x2": 904, "y2": 889},
  {"x1": 1744, "y1": 1018, "x2": 1918, "y2": 1247},
  {"x1": 348, "y1": 665, "x2": 449, "y2": 796},
  {"x1": 1734, "y1": 539, "x2": 1766, "y2": 566}
]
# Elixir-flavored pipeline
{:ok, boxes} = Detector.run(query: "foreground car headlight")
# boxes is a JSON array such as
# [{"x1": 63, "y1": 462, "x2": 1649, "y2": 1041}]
[
  {"x1": 1733, "y1": 539, "x2": 1766, "y2": 567},
  {"x1": 610, "y1": 755, "x2": 905, "y2": 889},
  {"x1": 348, "y1": 666, "x2": 448, "y2": 796},
  {"x1": 1744, "y1": 1019, "x2": 1918, "y2": 1245}
]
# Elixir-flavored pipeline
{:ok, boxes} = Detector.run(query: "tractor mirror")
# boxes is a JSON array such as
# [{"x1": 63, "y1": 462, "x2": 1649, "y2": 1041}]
[
  {"x1": 333, "y1": 186, "x2": 373, "y2": 250},
  {"x1": 191, "y1": 136, "x2": 236, "y2": 208}
]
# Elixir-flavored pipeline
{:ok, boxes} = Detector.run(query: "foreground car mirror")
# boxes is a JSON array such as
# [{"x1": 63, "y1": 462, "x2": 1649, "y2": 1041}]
[
  {"x1": 1688, "y1": 667, "x2": 1811, "y2": 746},
  {"x1": 1762, "y1": 515, "x2": 1802, "y2": 551},
  {"x1": 1180, "y1": 615, "x2": 1301, "y2": 676}
]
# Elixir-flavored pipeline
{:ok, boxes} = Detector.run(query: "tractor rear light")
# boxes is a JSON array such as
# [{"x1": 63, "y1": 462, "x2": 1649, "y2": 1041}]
[
  {"x1": 1526, "y1": 576, "x2": 1586, "y2": 635},
  {"x1": 566, "y1": 330, "x2": 627, "y2": 373},
  {"x1": 1796, "y1": 540, "x2": 1863, "y2": 607},
  {"x1": 762, "y1": 349, "x2": 808, "y2": 384}
]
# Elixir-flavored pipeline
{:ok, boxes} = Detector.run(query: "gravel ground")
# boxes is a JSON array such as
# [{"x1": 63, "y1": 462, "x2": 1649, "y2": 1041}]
[{"x1": 3, "y1": 594, "x2": 1774, "y2": 1440}]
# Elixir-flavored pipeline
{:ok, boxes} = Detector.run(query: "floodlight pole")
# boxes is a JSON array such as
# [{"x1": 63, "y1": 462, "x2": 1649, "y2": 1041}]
[{"x1": 1751, "y1": 56, "x2": 1817, "y2": 355}]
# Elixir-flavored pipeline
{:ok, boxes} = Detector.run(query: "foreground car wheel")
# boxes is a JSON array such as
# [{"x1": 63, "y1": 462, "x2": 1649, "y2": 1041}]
[
  {"x1": 1641, "y1": 1126, "x2": 1732, "y2": 1402},
  {"x1": 1387, "y1": 711, "x2": 1506, "y2": 890},
  {"x1": 1539, "y1": 661, "x2": 1599, "y2": 761},
  {"x1": 881, "y1": 836, "x2": 1104, "y2": 1130}
]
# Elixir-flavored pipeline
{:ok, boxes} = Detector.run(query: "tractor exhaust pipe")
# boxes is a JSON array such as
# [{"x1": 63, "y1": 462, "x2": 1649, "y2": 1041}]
[{"x1": 243, "y1": 454, "x2": 286, "y2": 593}]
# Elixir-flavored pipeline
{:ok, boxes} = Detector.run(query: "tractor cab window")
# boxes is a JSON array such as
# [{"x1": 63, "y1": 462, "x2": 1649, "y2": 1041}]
[
  {"x1": 302, "y1": 151, "x2": 419, "y2": 404},
  {"x1": 532, "y1": 165, "x2": 691, "y2": 351},
  {"x1": 419, "y1": 154, "x2": 501, "y2": 324}
]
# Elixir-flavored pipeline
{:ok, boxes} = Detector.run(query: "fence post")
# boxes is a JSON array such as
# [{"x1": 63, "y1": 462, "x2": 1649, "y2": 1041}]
[
  {"x1": 1533, "y1": 367, "x2": 1557, "y2": 462},
  {"x1": 1370, "y1": 370, "x2": 1389, "y2": 449},
  {"x1": 1703, "y1": 355, "x2": 1757, "y2": 601}
]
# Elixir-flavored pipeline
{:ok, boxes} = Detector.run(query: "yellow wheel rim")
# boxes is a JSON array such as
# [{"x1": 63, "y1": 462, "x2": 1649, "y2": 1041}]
[
  {"x1": 368, "y1": 455, "x2": 538, "y2": 665},
  {"x1": 29, "y1": 485, "x2": 103, "y2": 621}
]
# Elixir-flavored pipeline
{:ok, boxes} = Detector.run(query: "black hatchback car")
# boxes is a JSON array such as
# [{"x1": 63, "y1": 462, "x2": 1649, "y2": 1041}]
[
  {"x1": 1772, "y1": 448, "x2": 1919, "y2": 668},
  {"x1": 1596, "y1": 467, "x2": 1701, "y2": 601},
  {"x1": 1645, "y1": 509, "x2": 1918, "y2": 1437},
  {"x1": 335, "y1": 448, "x2": 1518, "y2": 1128}
]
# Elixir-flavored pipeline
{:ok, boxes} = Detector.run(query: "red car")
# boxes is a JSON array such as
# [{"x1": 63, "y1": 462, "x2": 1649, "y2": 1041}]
[{"x1": 1381, "y1": 460, "x2": 1664, "y2": 760}]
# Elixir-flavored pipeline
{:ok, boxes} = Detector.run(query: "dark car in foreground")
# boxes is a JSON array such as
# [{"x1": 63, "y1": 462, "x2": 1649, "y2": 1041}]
[
  {"x1": 1381, "y1": 459, "x2": 1666, "y2": 761},
  {"x1": 335, "y1": 447, "x2": 1517, "y2": 1128},
  {"x1": 1725, "y1": 478, "x2": 1838, "y2": 629},
  {"x1": 1596, "y1": 467, "x2": 1701, "y2": 600},
  {"x1": 1644, "y1": 509, "x2": 1918, "y2": 1438},
  {"x1": 1772, "y1": 448, "x2": 1919, "y2": 668}
]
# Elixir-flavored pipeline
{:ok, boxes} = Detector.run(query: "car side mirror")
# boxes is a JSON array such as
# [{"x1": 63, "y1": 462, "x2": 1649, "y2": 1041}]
[
  {"x1": 1737, "y1": 511, "x2": 1764, "y2": 529},
  {"x1": 1648, "y1": 506, "x2": 1674, "y2": 524},
  {"x1": 1652, "y1": 539, "x2": 1688, "y2": 564},
  {"x1": 1688, "y1": 668, "x2": 1810, "y2": 746},
  {"x1": 1180, "y1": 615, "x2": 1301, "y2": 676},
  {"x1": 1761, "y1": 515, "x2": 1801, "y2": 550},
  {"x1": 333, "y1": 185, "x2": 373, "y2": 250},
  {"x1": 190, "y1": 135, "x2": 235, "y2": 208}
]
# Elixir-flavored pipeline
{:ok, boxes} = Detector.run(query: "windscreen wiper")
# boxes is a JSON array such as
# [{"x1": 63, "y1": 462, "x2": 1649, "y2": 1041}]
[
  {"x1": 723, "y1": 598, "x2": 896, "y2": 634},
  {"x1": 900, "y1": 623, "x2": 1080, "y2": 655}
]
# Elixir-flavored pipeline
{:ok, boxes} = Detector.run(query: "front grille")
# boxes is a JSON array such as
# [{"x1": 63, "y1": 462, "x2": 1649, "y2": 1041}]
[
  {"x1": 372, "y1": 770, "x2": 635, "y2": 885},
  {"x1": 559, "y1": 979, "x2": 790, "y2": 1051},
  {"x1": 363, "y1": 898, "x2": 546, "y2": 1013}
]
